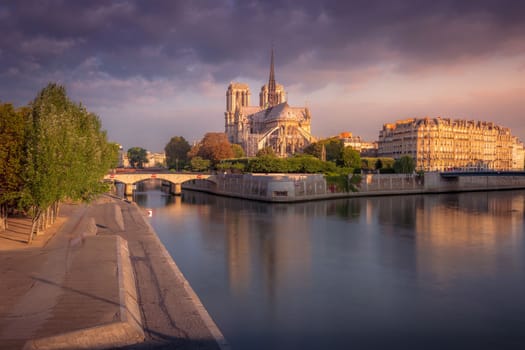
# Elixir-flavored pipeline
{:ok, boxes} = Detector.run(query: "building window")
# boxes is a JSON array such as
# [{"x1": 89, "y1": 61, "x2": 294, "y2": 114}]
[{"x1": 273, "y1": 191, "x2": 288, "y2": 197}]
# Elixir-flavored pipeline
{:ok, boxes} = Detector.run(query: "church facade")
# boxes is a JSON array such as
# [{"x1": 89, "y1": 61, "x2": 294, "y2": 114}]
[{"x1": 224, "y1": 50, "x2": 315, "y2": 157}]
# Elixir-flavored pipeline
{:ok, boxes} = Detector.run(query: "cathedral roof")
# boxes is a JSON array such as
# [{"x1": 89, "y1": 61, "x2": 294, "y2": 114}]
[
  {"x1": 249, "y1": 102, "x2": 308, "y2": 123},
  {"x1": 265, "y1": 102, "x2": 289, "y2": 120},
  {"x1": 240, "y1": 106, "x2": 262, "y2": 115}
]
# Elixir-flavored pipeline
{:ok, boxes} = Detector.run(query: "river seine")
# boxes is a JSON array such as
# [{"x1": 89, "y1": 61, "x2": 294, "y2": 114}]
[{"x1": 133, "y1": 186, "x2": 525, "y2": 350}]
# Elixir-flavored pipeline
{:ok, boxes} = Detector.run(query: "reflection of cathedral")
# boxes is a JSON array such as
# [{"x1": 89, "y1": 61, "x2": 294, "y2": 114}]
[{"x1": 225, "y1": 50, "x2": 316, "y2": 157}]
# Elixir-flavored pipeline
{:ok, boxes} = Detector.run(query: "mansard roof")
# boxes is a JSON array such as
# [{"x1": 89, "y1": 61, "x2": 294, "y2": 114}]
[{"x1": 385, "y1": 116, "x2": 510, "y2": 132}]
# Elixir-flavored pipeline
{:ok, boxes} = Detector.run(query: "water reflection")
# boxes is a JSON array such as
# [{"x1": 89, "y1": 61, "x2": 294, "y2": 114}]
[
  {"x1": 180, "y1": 192, "x2": 314, "y2": 304},
  {"x1": 136, "y1": 187, "x2": 525, "y2": 350}
]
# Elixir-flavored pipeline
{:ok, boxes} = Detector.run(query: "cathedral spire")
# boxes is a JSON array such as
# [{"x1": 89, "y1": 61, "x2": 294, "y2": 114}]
[{"x1": 267, "y1": 47, "x2": 277, "y2": 107}]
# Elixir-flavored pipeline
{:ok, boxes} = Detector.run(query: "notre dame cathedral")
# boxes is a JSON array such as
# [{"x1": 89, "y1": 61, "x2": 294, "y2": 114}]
[{"x1": 224, "y1": 50, "x2": 316, "y2": 157}]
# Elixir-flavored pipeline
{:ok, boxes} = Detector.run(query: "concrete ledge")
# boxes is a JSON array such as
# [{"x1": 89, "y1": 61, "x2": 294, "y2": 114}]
[
  {"x1": 113, "y1": 204, "x2": 125, "y2": 232},
  {"x1": 23, "y1": 236, "x2": 144, "y2": 350}
]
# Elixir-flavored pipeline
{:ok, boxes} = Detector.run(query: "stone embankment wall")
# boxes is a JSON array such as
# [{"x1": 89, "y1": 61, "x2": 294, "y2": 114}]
[
  {"x1": 182, "y1": 172, "x2": 525, "y2": 202},
  {"x1": 184, "y1": 173, "x2": 328, "y2": 202},
  {"x1": 359, "y1": 173, "x2": 424, "y2": 194},
  {"x1": 424, "y1": 172, "x2": 525, "y2": 192}
]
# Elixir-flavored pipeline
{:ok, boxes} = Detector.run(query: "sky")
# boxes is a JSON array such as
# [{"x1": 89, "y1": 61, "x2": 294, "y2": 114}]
[{"x1": 1, "y1": 0, "x2": 524, "y2": 152}]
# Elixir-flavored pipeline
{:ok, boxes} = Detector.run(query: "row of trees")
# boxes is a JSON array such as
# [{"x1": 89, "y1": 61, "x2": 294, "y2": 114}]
[
  {"x1": 304, "y1": 138, "x2": 416, "y2": 174},
  {"x1": 162, "y1": 132, "x2": 416, "y2": 175},
  {"x1": 361, "y1": 156, "x2": 417, "y2": 174},
  {"x1": 302, "y1": 137, "x2": 361, "y2": 169},
  {"x1": 0, "y1": 84, "x2": 118, "y2": 242},
  {"x1": 164, "y1": 133, "x2": 244, "y2": 171},
  {"x1": 163, "y1": 134, "x2": 363, "y2": 173}
]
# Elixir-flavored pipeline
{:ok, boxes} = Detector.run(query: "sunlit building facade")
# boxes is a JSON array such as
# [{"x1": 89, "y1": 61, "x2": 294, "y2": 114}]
[
  {"x1": 338, "y1": 132, "x2": 378, "y2": 157},
  {"x1": 378, "y1": 117, "x2": 525, "y2": 171},
  {"x1": 145, "y1": 152, "x2": 166, "y2": 168}
]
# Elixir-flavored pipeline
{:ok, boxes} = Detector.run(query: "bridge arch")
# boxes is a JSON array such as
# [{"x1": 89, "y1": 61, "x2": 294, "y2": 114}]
[{"x1": 104, "y1": 172, "x2": 215, "y2": 195}]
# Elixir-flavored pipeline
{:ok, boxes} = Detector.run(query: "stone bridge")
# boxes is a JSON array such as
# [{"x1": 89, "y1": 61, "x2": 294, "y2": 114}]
[{"x1": 104, "y1": 172, "x2": 214, "y2": 195}]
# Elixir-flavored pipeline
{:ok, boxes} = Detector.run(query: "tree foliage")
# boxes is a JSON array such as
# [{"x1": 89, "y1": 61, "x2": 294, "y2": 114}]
[
  {"x1": 164, "y1": 136, "x2": 190, "y2": 170},
  {"x1": 216, "y1": 161, "x2": 246, "y2": 173},
  {"x1": 127, "y1": 147, "x2": 148, "y2": 168},
  {"x1": 231, "y1": 144, "x2": 245, "y2": 158},
  {"x1": 190, "y1": 156, "x2": 211, "y2": 172},
  {"x1": 302, "y1": 142, "x2": 323, "y2": 159},
  {"x1": 247, "y1": 155, "x2": 286, "y2": 173},
  {"x1": 304, "y1": 137, "x2": 344, "y2": 162},
  {"x1": 247, "y1": 155, "x2": 339, "y2": 174},
  {"x1": 394, "y1": 155, "x2": 416, "y2": 174},
  {"x1": 304, "y1": 138, "x2": 360, "y2": 168},
  {"x1": 195, "y1": 132, "x2": 234, "y2": 163},
  {"x1": 217, "y1": 158, "x2": 249, "y2": 173},
  {"x1": 361, "y1": 157, "x2": 395, "y2": 171},
  {"x1": 0, "y1": 104, "x2": 26, "y2": 230},
  {"x1": 340, "y1": 147, "x2": 361, "y2": 168},
  {"x1": 256, "y1": 146, "x2": 276, "y2": 157},
  {"x1": 0, "y1": 83, "x2": 118, "y2": 242}
]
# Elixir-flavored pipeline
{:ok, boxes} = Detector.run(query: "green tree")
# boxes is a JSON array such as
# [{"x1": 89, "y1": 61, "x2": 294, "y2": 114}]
[
  {"x1": 231, "y1": 162, "x2": 246, "y2": 173},
  {"x1": 302, "y1": 142, "x2": 323, "y2": 159},
  {"x1": 393, "y1": 155, "x2": 416, "y2": 174},
  {"x1": 247, "y1": 154, "x2": 338, "y2": 174},
  {"x1": 375, "y1": 158, "x2": 383, "y2": 170},
  {"x1": 287, "y1": 155, "x2": 332, "y2": 173},
  {"x1": 164, "y1": 136, "x2": 190, "y2": 171},
  {"x1": 247, "y1": 156, "x2": 285, "y2": 173},
  {"x1": 340, "y1": 147, "x2": 361, "y2": 169},
  {"x1": 231, "y1": 144, "x2": 245, "y2": 158},
  {"x1": 378, "y1": 158, "x2": 395, "y2": 172},
  {"x1": 324, "y1": 138, "x2": 344, "y2": 162},
  {"x1": 217, "y1": 158, "x2": 249, "y2": 173},
  {"x1": 303, "y1": 138, "x2": 343, "y2": 162},
  {"x1": 0, "y1": 104, "x2": 27, "y2": 230},
  {"x1": 305, "y1": 138, "x2": 362, "y2": 170},
  {"x1": 190, "y1": 156, "x2": 211, "y2": 172},
  {"x1": 22, "y1": 83, "x2": 118, "y2": 242},
  {"x1": 256, "y1": 146, "x2": 276, "y2": 157},
  {"x1": 216, "y1": 162, "x2": 233, "y2": 172},
  {"x1": 127, "y1": 147, "x2": 148, "y2": 168},
  {"x1": 24, "y1": 84, "x2": 73, "y2": 240}
]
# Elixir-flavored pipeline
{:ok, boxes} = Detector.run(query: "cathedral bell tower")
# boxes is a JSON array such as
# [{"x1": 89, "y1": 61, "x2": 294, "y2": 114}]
[{"x1": 225, "y1": 82, "x2": 250, "y2": 143}]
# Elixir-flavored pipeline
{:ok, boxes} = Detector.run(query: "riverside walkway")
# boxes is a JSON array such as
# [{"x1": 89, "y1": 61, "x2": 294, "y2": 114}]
[{"x1": 0, "y1": 196, "x2": 228, "y2": 349}]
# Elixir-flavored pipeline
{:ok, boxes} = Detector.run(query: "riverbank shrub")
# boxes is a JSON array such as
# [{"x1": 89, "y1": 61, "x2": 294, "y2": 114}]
[
  {"x1": 217, "y1": 158, "x2": 249, "y2": 173},
  {"x1": 245, "y1": 155, "x2": 340, "y2": 174},
  {"x1": 325, "y1": 173, "x2": 362, "y2": 193},
  {"x1": 247, "y1": 155, "x2": 286, "y2": 173},
  {"x1": 190, "y1": 156, "x2": 211, "y2": 172}
]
